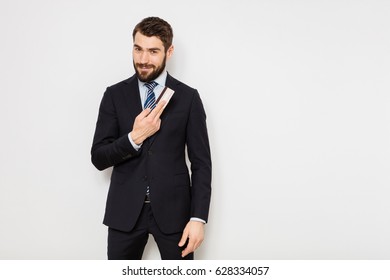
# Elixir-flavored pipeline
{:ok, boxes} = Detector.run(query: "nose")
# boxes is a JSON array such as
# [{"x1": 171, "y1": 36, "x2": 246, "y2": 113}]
[{"x1": 139, "y1": 51, "x2": 150, "y2": 64}]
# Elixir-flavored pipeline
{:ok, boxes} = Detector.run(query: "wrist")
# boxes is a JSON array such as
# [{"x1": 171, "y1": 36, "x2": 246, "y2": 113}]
[{"x1": 130, "y1": 131, "x2": 144, "y2": 145}]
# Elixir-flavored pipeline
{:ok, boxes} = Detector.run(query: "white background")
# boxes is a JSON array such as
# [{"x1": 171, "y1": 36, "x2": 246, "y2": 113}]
[{"x1": 0, "y1": 0, "x2": 389, "y2": 259}]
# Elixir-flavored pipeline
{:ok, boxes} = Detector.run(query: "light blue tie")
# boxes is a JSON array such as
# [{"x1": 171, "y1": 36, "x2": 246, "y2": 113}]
[{"x1": 144, "y1": 81, "x2": 158, "y2": 110}]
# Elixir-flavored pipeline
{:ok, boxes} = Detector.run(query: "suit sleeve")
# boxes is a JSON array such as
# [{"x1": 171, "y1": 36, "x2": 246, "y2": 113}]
[
  {"x1": 91, "y1": 88, "x2": 140, "y2": 171},
  {"x1": 186, "y1": 90, "x2": 212, "y2": 222}
]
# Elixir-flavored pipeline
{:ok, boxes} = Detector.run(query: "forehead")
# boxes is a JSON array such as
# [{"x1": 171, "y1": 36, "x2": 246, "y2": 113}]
[{"x1": 134, "y1": 32, "x2": 164, "y2": 49}]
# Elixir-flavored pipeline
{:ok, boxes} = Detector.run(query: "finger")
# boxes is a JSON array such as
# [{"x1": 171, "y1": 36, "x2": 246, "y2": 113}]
[
  {"x1": 148, "y1": 101, "x2": 166, "y2": 119},
  {"x1": 153, "y1": 101, "x2": 167, "y2": 119},
  {"x1": 178, "y1": 230, "x2": 188, "y2": 247},
  {"x1": 181, "y1": 248, "x2": 191, "y2": 258},
  {"x1": 138, "y1": 107, "x2": 152, "y2": 119},
  {"x1": 156, "y1": 99, "x2": 167, "y2": 109},
  {"x1": 181, "y1": 239, "x2": 196, "y2": 257}
]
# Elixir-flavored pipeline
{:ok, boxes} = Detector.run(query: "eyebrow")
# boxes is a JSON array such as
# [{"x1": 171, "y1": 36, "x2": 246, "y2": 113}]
[{"x1": 133, "y1": 44, "x2": 162, "y2": 52}]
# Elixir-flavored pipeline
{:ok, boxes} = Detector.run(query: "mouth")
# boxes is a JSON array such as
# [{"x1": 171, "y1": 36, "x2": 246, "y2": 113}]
[
  {"x1": 133, "y1": 61, "x2": 161, "y2": 82},
  {"x1": 137, "y1": 64, "x2": 154, "y2": 71}
]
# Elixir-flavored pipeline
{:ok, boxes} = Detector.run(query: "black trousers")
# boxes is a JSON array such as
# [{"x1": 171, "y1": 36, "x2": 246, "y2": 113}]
[{"x1": 107, "y1": 203, "x2": 193, "y2": 260}]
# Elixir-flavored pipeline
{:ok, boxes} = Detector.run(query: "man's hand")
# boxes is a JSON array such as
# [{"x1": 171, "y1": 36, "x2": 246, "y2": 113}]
[
  {"x1": 178, "y1": 220, "x2": 205, "y2": 258},
  {"x1": 130, "y1": 101, "x2": 166, "y2": 145}
]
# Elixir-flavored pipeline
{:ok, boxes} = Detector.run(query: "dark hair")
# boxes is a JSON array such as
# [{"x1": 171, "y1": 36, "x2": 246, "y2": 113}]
[{"x1": 132, "y1": 17, "x2": 173, "y2": 52}]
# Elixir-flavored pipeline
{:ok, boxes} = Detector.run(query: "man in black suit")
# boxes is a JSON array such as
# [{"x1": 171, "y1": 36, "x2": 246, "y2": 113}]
[{"x1": 91, "y1": 17, "x2": 212, "y2": 260}]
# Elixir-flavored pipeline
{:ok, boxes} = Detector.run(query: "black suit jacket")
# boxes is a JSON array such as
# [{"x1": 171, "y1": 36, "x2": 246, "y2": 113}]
[{"x1": 91, "y1": 73, "x2": 212, "y2": 234}]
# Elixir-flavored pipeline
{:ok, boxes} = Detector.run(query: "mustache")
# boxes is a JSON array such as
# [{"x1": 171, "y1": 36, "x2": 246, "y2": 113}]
[{"x1": 136, "y1": 63, "x2": 155, "y2": 68}]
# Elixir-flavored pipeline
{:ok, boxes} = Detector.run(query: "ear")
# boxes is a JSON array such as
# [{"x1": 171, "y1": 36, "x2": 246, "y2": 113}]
[{"x1": 166, "y1": 45, "x2": 174, "y2": 59}]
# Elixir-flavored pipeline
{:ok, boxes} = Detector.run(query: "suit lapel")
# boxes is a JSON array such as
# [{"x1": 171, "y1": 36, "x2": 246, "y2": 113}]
[{"x1": 123, "y1": 75, "x2": 143, "y2": 120}]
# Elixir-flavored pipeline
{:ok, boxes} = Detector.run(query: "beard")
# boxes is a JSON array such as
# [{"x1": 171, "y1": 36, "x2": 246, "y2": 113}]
[{"x1": 133, "y1": 55, "x2": 167, "y2": 82}]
